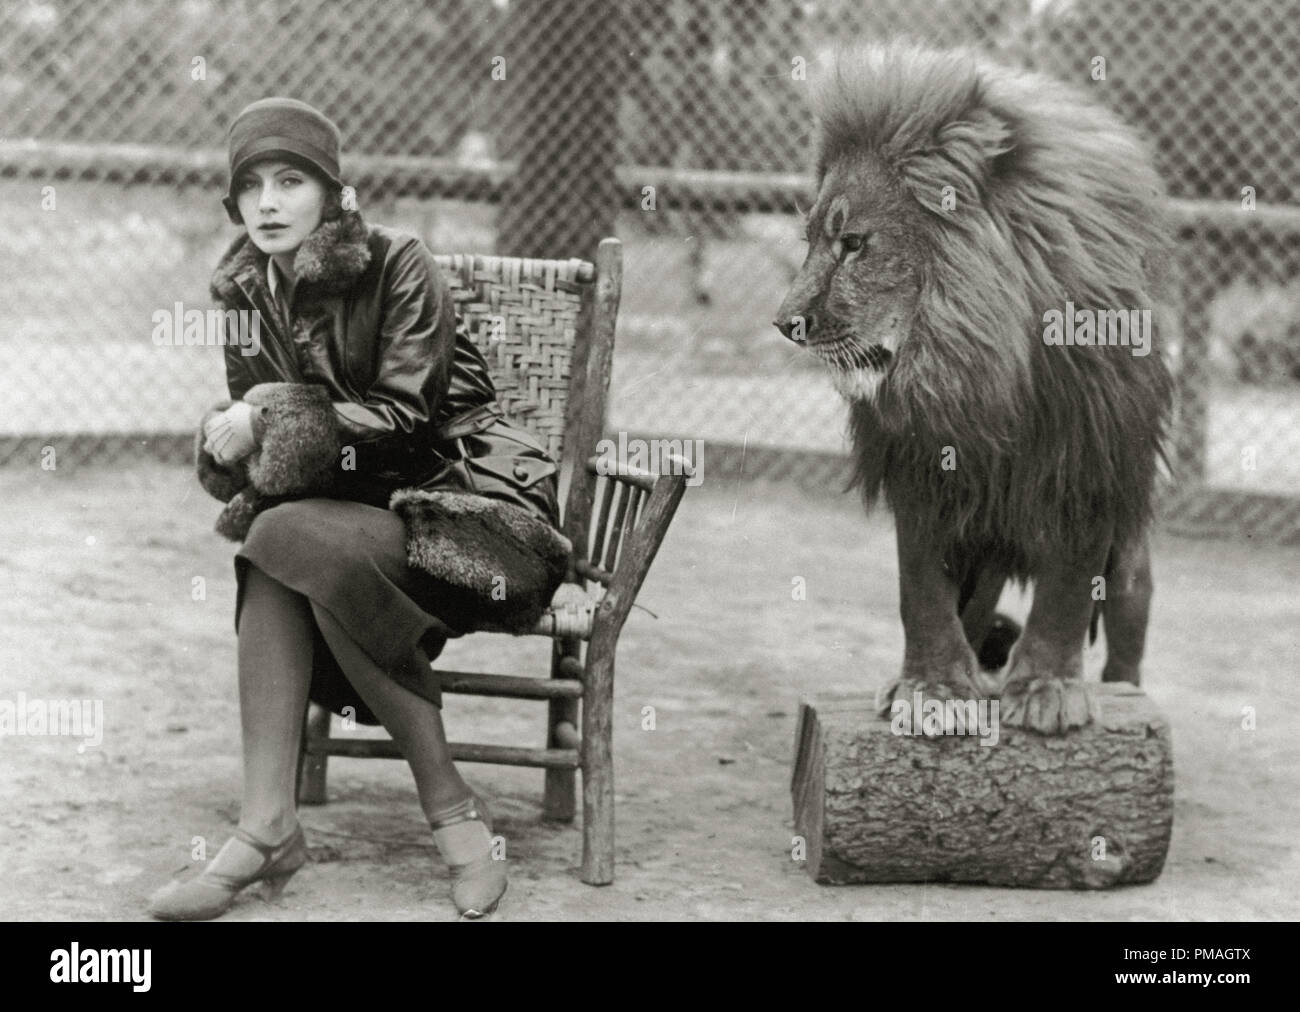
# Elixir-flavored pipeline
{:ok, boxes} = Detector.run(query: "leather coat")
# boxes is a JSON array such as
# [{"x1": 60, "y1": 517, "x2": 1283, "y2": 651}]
[{"x1": 209, "y1": 210, "x2": 560, "y2": 523}]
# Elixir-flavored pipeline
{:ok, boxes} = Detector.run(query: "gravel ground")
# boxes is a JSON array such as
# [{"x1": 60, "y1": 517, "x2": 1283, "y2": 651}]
[{"x1": 1, "y1": 461, "x2": 1297, "y2": 921}]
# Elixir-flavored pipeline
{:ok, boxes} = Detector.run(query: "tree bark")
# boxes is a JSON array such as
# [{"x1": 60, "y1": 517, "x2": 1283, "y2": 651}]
[
  {"x1": 496, "y1": 0, "x2": 623, "y2": 261},
  {"x1": 792, "y1": 683, "x2": 1173, "y2": 887}
]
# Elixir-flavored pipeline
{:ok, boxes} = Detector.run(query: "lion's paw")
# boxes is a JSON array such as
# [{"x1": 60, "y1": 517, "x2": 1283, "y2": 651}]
[
  {"x1": 876, "y1": 670, "x2": 985, "y2": 736},
  {"x1": 1000, "y1": 675, "x2": 1097, "y2": 734}
]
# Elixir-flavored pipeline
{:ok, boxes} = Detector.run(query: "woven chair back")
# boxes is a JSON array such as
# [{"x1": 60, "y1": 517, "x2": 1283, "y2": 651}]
[{"x1": 433, "y1": 253, "x2": 593, "y2": 465}]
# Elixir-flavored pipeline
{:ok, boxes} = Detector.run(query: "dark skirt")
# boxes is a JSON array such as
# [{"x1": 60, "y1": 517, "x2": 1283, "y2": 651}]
[{"x1": 233, "y1": 497, "x2": 462, "y2": 723}]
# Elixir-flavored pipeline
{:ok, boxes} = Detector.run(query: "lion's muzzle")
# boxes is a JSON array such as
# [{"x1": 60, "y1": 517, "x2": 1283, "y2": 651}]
[{"x1": 773, "y1": 311, "x2": 815, "y2": 344}]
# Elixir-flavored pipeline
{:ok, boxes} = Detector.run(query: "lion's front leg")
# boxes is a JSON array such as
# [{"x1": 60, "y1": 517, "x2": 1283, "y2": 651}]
[
  {"x1": 876, "y1": 511, "x2": 983, "y2": 733},
  {"x1": 1001, "y1": 538, "x2": 1111, "y2": 734}
]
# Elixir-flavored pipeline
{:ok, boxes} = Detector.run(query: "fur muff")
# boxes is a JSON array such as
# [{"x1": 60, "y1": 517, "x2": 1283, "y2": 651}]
[
  {"x1": 213, "y1": 487, "x2": 284, "y2": 542},
  {"x1": 389, "y1": 489, "x2": 572, "y2": 634},
  {"x1": 241, "y1": 382, "x2": 340, "y2": 495},
  {"x1": 194, "y1": 382, "x2": 339, "y2": 541}
]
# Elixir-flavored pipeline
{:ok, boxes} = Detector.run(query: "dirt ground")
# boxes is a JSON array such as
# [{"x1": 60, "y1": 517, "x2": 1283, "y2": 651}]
[{"x1": 1, "y1": 460, "x2": 1297, "y2": 921}]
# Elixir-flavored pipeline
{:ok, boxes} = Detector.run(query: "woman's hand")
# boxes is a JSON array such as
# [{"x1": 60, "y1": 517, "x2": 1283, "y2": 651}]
[{"x1": 203, "y1": 401, "x2": 260, "y2": 466}]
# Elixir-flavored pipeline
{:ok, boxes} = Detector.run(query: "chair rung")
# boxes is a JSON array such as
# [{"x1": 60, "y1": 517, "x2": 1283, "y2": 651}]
[
  {"x1": 575, "y1": 559, "x2": 612, "y2": 585},
  {"x1": 435, "y1": 670, "x2": 584, "y2": 699},
  {"x1": 307, "y1": 736, "x2": 579, "y2": 769},
  {"x1": 584, "y1": 454, "x2": 658, "y2": 490}
]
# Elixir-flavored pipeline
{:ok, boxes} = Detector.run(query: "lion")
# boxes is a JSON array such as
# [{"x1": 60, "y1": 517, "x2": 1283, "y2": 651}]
[{"x1": 774, "y1": 41, "x2": 1175, "y2": 735}]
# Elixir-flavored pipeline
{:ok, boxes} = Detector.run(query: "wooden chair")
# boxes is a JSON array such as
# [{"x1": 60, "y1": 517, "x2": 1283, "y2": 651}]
[{"x1": 295, "y1": 238, "x2": 691, "y2": 885}]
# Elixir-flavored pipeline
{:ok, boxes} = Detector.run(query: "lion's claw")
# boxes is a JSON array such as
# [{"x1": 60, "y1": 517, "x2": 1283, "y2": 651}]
[
  {"x1": 1000, "y1": 675, "x2": 1096, "y2": 734},
  {"x1": 876, "y1": 672, "x2": 986, "y2": 737}
]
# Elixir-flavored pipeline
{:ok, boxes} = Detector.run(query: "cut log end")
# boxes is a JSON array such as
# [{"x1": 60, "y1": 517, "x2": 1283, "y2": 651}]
[{"x1": 791, "y1": 683, "x2": 1173, "y2": 888}]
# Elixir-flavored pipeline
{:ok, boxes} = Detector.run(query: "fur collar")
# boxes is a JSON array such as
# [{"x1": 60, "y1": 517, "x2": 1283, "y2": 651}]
[{"x1": 210, "y1": 210, "x2": 372, "y2": 305}]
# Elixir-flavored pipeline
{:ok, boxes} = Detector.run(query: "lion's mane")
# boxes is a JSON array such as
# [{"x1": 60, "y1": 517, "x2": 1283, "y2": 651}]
[{"x1": 818, "y1": 42, "x2": 1175, "y2": 578}]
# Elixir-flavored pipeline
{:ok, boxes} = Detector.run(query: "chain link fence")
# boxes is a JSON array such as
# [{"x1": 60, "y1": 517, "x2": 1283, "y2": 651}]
[{"x1": 2, "y1": 0, "x2": 1298, "y2": 540}]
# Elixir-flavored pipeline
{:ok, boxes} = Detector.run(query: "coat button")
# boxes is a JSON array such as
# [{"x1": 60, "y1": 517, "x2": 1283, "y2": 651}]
[{"x1": 513, "y1": 463, "x2": 530, "y2": 481}]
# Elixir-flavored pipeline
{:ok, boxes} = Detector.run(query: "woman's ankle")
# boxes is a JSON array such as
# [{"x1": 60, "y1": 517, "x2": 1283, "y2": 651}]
[
  {"x1": 420, "y1": 776, "x2": 476, "y2": 822},
  {"x1": 236, "y1": 811, "x2": 299, "y2": 844}
]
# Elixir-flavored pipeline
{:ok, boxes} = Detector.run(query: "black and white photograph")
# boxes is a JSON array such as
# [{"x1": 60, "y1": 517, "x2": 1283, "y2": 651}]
[{"x1": 0, "y1": 0, "x2": 1295, "y2": 950}]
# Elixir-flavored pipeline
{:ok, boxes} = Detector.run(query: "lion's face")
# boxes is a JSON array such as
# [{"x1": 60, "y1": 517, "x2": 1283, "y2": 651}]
[{"x1": 774, "y1": 158, "x2": 926, "y2": 402}]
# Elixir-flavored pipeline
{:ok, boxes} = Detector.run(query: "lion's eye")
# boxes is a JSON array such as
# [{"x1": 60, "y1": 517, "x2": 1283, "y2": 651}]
[{"x1": 840, "y1": 233, "x2": 866, "y2": 254}]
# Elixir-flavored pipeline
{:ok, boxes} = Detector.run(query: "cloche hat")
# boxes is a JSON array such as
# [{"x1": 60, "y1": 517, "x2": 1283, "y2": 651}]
[{"x1": 222, "y1": 97, "x2": 343, "y2": 224}]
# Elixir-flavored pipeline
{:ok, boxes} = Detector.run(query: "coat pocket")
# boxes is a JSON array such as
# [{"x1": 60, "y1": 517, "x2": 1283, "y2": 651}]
[
  {"x1": 463, "y1": 454, "x2": 557, "y2": 491},
  {"x1": 425, "y1": 415, "x2": 561, "y2": 522},
  {"x1": 429, "y1": 452, "x2": 559, "y2": 522}
]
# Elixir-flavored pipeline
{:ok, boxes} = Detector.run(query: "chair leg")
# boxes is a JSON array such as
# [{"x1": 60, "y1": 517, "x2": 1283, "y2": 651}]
[
  {"x1": 297, "y1": 702, "x2": 331, "y2": 806},
  {"x1": 580, "y1": 639, "x2": 615, "y2": 885},
  {"x1": 543, "y1": 641, "x2": 579, "y2": 822}
]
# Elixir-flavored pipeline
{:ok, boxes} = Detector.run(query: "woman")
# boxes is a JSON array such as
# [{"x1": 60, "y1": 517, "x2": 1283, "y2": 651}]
[{"x1": 148, "y1": 97, "x2": 566, "y2": 921}]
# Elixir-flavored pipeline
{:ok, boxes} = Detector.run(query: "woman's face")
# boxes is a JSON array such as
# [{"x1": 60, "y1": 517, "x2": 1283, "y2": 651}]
[{"x1": 235, "y1": 159, "x2": 328, "y2": 256}]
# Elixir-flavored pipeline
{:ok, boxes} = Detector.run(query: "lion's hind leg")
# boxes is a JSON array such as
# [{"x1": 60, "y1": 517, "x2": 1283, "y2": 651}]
[
  {"x1": 1099, "y1": 533, "x2": 1152, "y2": 686},
  {"x1": 1000, "y1": 537, "x2": 1110, "y2": 735}
]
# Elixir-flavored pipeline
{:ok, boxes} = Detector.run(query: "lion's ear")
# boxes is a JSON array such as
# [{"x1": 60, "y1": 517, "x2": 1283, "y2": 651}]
[{"x1": 899, "y1": 104, "x2": 1016, "y2": 215}]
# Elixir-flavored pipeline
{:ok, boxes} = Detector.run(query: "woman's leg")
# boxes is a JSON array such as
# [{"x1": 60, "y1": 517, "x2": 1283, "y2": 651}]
[
  {"x1": 237, "y1": 562, "x2": 315, "y2": 836},
  {"x1": 203, "y1": 561, "x2": 315, "y2": 879},
  {"x1": 307, "y1": 601, "x2": 473, "y2": 818},
  {"x1": 308, "y1": 602, "x2": 504, "y2": 915}
]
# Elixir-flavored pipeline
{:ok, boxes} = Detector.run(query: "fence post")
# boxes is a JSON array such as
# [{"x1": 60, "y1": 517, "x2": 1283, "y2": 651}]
[
  {"x1": 496, "y1": 0, "x2": 624, "y2": 261},
  {"x1": 1173, "y1": 225, "x2": 1212, "y2": 484}
]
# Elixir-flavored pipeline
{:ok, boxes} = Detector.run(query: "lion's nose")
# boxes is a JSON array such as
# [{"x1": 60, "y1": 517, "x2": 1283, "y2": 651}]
[{"x1": 774, "y1": 312, "x2": 814, "y2": 343}]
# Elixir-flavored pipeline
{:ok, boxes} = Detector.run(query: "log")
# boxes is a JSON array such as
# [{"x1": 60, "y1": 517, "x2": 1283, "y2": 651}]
[{"x1": 791, "y1": 684, "x2": 1173, "y2": 888}]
